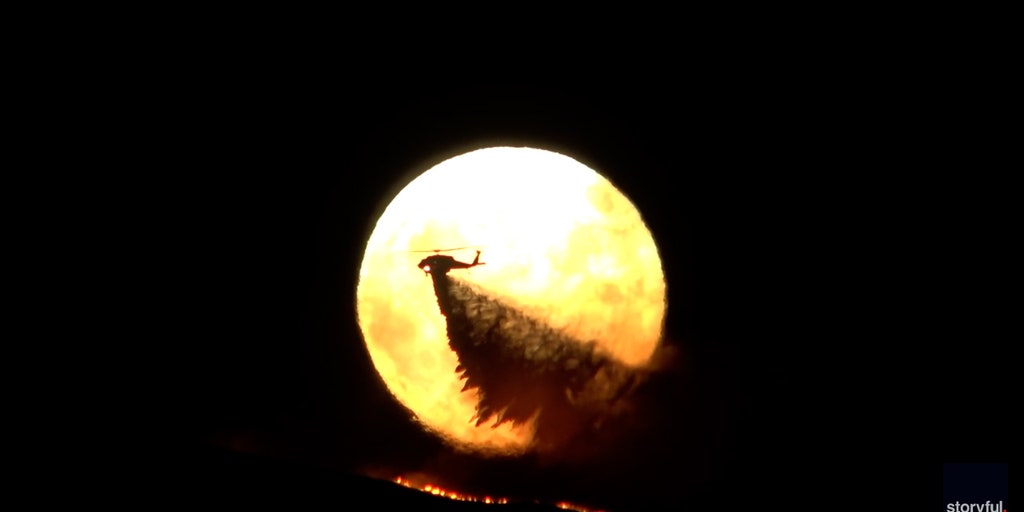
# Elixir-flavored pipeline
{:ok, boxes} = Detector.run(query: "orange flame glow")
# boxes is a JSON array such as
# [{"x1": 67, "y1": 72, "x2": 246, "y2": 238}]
[{"x1": 392, "y1": 475, "x2": 600, "y2": 511}]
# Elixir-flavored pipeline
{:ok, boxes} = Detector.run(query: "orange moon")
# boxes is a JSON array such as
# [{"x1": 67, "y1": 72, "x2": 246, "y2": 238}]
[{"x1": 356, "y1": 147, "x2": 666, "y2": 453}]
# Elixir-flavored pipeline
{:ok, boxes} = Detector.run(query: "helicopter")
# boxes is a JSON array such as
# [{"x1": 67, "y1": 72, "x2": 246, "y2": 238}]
[{"x1": 414, "y1": 247, "x2": 485, "y2": 276}]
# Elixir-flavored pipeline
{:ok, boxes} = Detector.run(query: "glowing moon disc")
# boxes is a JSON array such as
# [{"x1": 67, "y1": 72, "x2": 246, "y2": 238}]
[{"x1": 356, "y1": 147, "x2": 666, "y2": 453}]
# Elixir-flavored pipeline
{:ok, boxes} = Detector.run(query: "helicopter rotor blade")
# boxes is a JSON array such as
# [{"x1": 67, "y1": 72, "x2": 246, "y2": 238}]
[{"x1": 408, "y1": 246, "x2": 481, "y2": 253}]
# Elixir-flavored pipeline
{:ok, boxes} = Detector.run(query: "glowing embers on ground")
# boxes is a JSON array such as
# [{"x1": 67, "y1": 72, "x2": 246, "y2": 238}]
[{"x1": 391, "y1": 475, "x2": 603, "y2": 512}]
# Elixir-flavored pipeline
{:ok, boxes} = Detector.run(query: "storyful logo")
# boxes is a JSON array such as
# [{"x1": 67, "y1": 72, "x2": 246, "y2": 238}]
[
  {"x1": 946, "y1": 501, "x2": 1005, "y2": 512},
  {"x1": 944, "y1": 464, "x2": 1008, "y2": 512}
]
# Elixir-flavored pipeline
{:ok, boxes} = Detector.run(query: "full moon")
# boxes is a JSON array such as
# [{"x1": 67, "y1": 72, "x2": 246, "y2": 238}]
[{"x1": 356, "y1": 147, "x2": 666, "y2": 453}]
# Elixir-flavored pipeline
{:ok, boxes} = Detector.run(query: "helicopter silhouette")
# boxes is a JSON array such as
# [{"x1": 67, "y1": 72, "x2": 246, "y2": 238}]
[
  {"x1": 414, "y1": 247, "x2": 485, "y2": 276},
  {"x1": 411, "y1": 245, "x2": 641, "y2": 451}
]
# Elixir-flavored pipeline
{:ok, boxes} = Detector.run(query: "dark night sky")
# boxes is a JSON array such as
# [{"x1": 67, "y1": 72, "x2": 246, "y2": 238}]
[{"x1": 115, "y1": 44, "x2": 1011, "y2": 510}]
